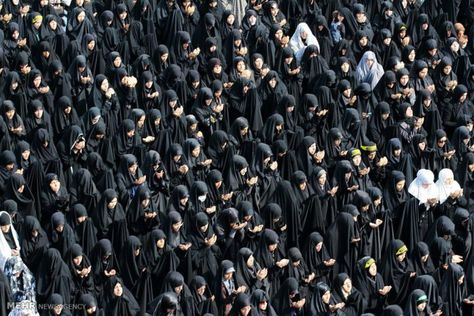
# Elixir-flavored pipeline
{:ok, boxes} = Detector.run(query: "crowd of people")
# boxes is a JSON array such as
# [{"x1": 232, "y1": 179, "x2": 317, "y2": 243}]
[{"x1": 1, "y1": 0, "x2": 474, "y2": 315}]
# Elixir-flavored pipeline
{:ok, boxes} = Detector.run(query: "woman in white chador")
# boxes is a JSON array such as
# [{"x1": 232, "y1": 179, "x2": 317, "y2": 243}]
[
  {"x1": 355, "y1": 51, "x2": 385, "y2": 90},
  {"x1": 289, "y1": 22, "x2": 320, "y2": 62},
  {"x1": 435, "y1": 168, "x2": 463, "y2": 204},
  {"x1": 408, "y1": 169, "x2": 439, "y2": 205},
  {"x1": 0, "y1": 211, "x2": 20, "y2": 271}
]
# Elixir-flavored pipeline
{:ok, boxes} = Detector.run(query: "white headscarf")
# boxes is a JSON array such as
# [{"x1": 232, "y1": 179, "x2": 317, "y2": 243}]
[
  {"x1": 436, "y1": 168, "x2": 462, "y2": 204},
  {"x1": 289, "y1": 23, "x2": 320, "y2": 62},
  {"x1": 408, "y1": 169, "x2": 438, "y2": 204},
  {"x1": 355, "y1": 51, "x2": 385, "y2": 90},
  {"x1": 0, "y1": 211, "x2": 20, "y2": 271}
]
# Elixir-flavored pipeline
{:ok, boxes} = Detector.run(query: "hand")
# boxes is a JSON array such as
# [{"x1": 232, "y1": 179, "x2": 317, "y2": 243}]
[
  {"x1": 256, "y1": 268, "x2": 268, "y2": 280},
  {"x1": 178, "y1": 164, "x2": 189, "y2": 174},
  {"x1": 452, "y1": 254, "x2": 463, "y2": 263},
  {"x1": 280, "y1": 224, "x2": 287, "y2": 231},
  {"x1": 351, "y1": 237, "x2": 361, "y2": 243},
  {"x1": 11, "y1": 249, "x2": 19, "y2": 256},
  {"x1": 304, "y1": 272, "x2": 315, "y2": 283},
  {"x1": 135, "y1": 175, "x2": 146, "y2": 185},
  {"x1": 410, "y1": 272, "x2": 416, "y2": 278},
  {"x1": 205, "y1": 234, "x2": 217, "y2": 247},
  {"x1": 292, "y1": 298, "x2": 305, "y2": 309},
  {"x1": 81, "y1": 76, "x2": 90, "y2": 84},
  {"x1": 173, "y1": 105, "x2": 183, "y2": 117},
  {"x1": 276, "y1": 259, "x2": 289, "y2": 268},
  {"x1": 330, "y1": 303, "x2": 345, "y2": 312},
  {"x1": 378, "y1": 285, "x2": 392, "y2": 295},
  {"x1": 178, "y1": 243, "x2": 191, "y2": 251},
  {"x1": 324, "y1": 258, "x2": 336, "y2": 266},
  {"x1": 143, "y1": 136, "x2": 155, "y2": 143},
  {"x1": 250, "y1": 224, "x2": 264, "y2": 233},
  {"x1": 206, "y1": 205, "x2": 216, "y2": 214}
]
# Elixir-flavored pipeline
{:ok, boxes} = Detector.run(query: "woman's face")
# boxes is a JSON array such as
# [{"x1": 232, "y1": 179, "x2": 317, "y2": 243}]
[
  {"x1": 213, "y1": 63, "x2": 222, "y2": 74},
  {"x1": 107, "y1": 197, "x2": 118, "y2": 209},
  {"x1": 318, "y1": 173, "x2": 327, "y2": 185},
  {"x1": 399, "y1": 75, "x2": 409, "y2": 86},
  {"x1": 408, "y1": 50, "x2": 416, "y2": 61},
  {"x1": 254, "y1": 58, "x2": 263, "y2": 70},
  {"x1": 113, "y1": 56, "x2": 122, "y2": 68},
  {"x1": 0, "y1": 224, "x2": 10, "y2": 233},
  {"x1": 418, "y1": 141, "x2": 426, "y2": 151},
  {"x1": 359, "y1": 36, "x2": 368, "y2": 46},
  {"x1": 258, "y1": 300, "x2": 268, "y2": 311},
  {"x1": 172, "y1": 221, "x2": 182, "y2": 232},
  {"x1": 444, "y1": 175, "x2": 454, "y2": 185},
  {"x1": 341, "y1": 62, "x2": 350, "y2": 73},
  {"x1": 73, "y1": 255, "x2": 83, "y2": 266},
  {"x1": 156, "y1": 238, "x2": 165, "y2": 248},
  {"x1": 113, "y1": 282, "x2": 123, "y2": 297},
  {"x1": 396, "y1": 180, "x2": 405, "y2": 192},
  {"x1": 5, "y1": 109, "x2": 15, "y2": 120},
  {"x1": 366, "y1": 58, "x2": 374, "y2": 68},
  {"x1": 397, "y1": 252, "x2": 406, "y2": 262},
  {"x1": 192, "y1": 145, "x2": 201, "y2": 157},
  {"x1": 352, "y1": 155, "x2": 361, "y2": 166},
  {"x1": 315, "y1": 241, "x2": 323, "y2": 252},
  {"x1": 100, "y1": 79, "x2": 109, "y2": 92},
  {"x1": 443, "y1": 64, "x2": 452, "y2": 75},
  {"x1": 342, "y1": 278, "x2": 352, "y2": 293},
  {"x1": 128, "y1": 162, "x2": 138, "y2": 175},
  {"x1": 322, "y1": 291, "x2": 331, "y2": 304},
  {"x1": 417, "y1": 302, "x2": 427, "y2": 312},
  {"x1": 237, "y1": 61, "x2": 246, "y2": 72},
  {"x1": 49, "y1": 179, "x2": 61, "y2": 193},
  {"x1": 240, "y1": 167, "x2": 247, "y2": 176},
  {"x1": 308, "y1": 143, "x2": 317, "y2": 155},
  {"x1": 33, "y1": 76, "x2": 42, "y2": 88},
  {"x1": 246, "y1": 255, "x2": 255, "y2": 267},
  {"x1": 49, "y1": 19, "x2": 58, "y2": 30},
  {"x1": 394, "y1": 148, "x2": 402, "y2": 157},
  {"x1": 368, "y1": 263, "x2": 377, "y2": 276},
  {"x1": 342, "y1": 88, "x2": 351, "y2": 98},
  {"x1": 77, "y1": 11, "x2": 86, "y2": 23},
  {"x1": 226, "y1": 14, "x2": 235, "y2": 25},
  {"x1": 21, "y1": 150, "x2": 30, "y2": 161},
  {"x1": 137, "y1": 115, "x2": 145, "y2": 128},
  {"x1": 418, "y1": 67, "x2": 428, "y2": 79},
  {"x1": 196, "y1": 285, "x2": 206, "y2": 296},
  {"x1": 87, "y1": 40, "x2": 96, "y2": 51},
  {"x1": 437, "y1": 137, "x2": 447, "y2": 148}
]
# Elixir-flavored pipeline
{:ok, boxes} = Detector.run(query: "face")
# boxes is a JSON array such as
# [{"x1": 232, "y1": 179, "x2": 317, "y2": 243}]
[
  {"x1": 400, "y1": 75, "x2": 409, "y2": 86},
  {"x1": 33, "y1": 76, "x2": 42, "y2": 88},
  {"x1": 227, "y1": 14, "x2": 235, "y2": 25},
  {"x1": 113, "y1": 282, "x2": 123, "y2": 297},
  {"x1": 396, "y1": 180, "x2": 405, "y2": 192},
  {"x1": 87, "y1": 40, "x2": 96, "y2": 51},
  {"x1": 172, "y1": 221, "x2": 183, "y2": 232},
  {"x1": 368, "y1": 263, "x2": 377, "y2": 276},
  {"x1": 359, "y1": 36, "x2": 368, "y2": 46},
  {"x1": 53, "y1": 305, "x2": 63, "y2": 315},
  {"x1": 366, "y1": 58, "x2": 374, "y2": 68},
  {"x1": 0, "y1": 225, "x2": 10, "y2": 233},
  {"x1": 246, "y1": 255, "x2": 254, "y2": 267},
  {"x1": 73, "y1": 255, "x2": 83, "y2": 266},
  {"x1": 417, "y1": 302, "x2": 427, "y2": 312},
  {"x1": 254, "y1": 58, "x2": 263, "y2": 69},
  {"x1": 322, "y1": 291, "x2": 331, "y2": 304},
  {"x1": 77, "y1": 11, "x2": 86, "y2": 23},
  {"x1": 223, "y1": 271, "x2": 233, "y2": 280},
  {"x1": 137, "y1": 115, "x2": 145, "y2": 128},
  {"x1": 113, "y1": 56, "x2": 122, "y2": 68},
  {"x1": 258, "y1": 300, "x2": 268, "y2": 311},
  {"x1": 437, "y1": 137, "x2": 447, "y2": 147},
  {"x1": 342, "y1": 88, "x2": 351, "y2": 98},
  {"x1": 341, "y1": 62, "x2": 350, "y2": 73},
  {"x1": 5, "y1": 109, "x2": 15, "y2": 120},
  {"x1": 21, "y1": 150, "x2": 30, "y2": 161},
  {"x1": 318, "y1": 173, "x2": 327, "y2": 185},
  {"x1": 268, "y1": 243, "x2": 277, "y2": 252},
  {"x1": 237, "y1": 61, "x2": 246, "y2": 72},
  {"x1": 107, "y1": 197, "x2": 118, "y2": 209},
  {"x1": 128, "y1": 163, "x2": 138, "y2": 174},
  {"x1": 55, "y1": 224, "x2": 64, "y2": 233},
  {"x1": 342, "y1": 278, "x2": 352, "y2": 293},
  {"x1": 49, "y1": 179, "x2": 61, "y2": 193},
  {"x1": 443, "y1": 64, "x2": 452, "y2": 75},
  {"x1": 100, "y1": 79, "x2": 109, "y2": 92},
  {"x1": 408, "y1": 50, "x2": 416, "y2": 61},
  {"x1": 418, "y1": 67, "x2": 428, "y2": 79},
  {"x1": 156, "y1": 238, "x2": 165, "y2": 249},
  {"x1": 418, "y1": 141, "x2": 426, "y2": 151},
  {"x1": 397, "y1": 252, "x2": 406, "y2": 262},
  {"x1": 34, "y1": 107, "x2": 44, "y2": 119},
  {"x1": 352, "y1": 155, "x2": 361, "y2": 166},
  {"x1": 240, "y1": 305, "x2": 251, "y2": 316}
]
